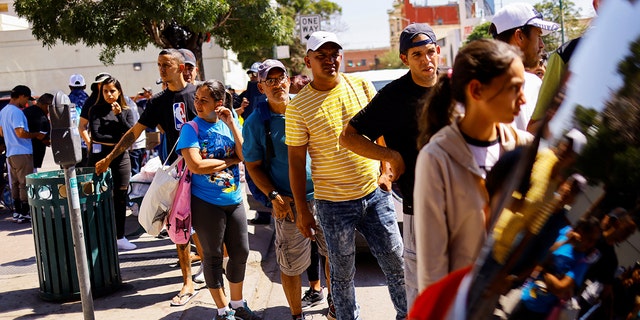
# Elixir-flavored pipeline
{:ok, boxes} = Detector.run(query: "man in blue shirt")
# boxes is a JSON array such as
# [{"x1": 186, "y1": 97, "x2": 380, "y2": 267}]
[
  {"x1": 242, "y1": 59, "x2": 329, "y2": 320},
  {"x1": 0, "y1": 85, "x2": 45, "y2": 223}
]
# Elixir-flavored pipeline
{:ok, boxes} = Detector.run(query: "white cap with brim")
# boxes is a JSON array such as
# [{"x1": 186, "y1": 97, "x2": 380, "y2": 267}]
[
  {"x1": 306, "y1": 31, "x2": 342, "y2": 52},
  {"x1": 492, "y1": 3, "x2": 560, "y2": 36}
]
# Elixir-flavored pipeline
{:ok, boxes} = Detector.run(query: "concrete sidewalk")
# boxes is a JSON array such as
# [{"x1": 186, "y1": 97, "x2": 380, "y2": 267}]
[{"x1": 0, "y1": 203, "x2": 287, "y2": 320}]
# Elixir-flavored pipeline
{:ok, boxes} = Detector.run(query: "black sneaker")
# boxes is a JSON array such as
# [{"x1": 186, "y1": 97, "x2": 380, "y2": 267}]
[
  {"x1": 301, "y1": 288, "x2": 324, "y2": 310},
  {"x1": 230, "y1": 301, "x2": 262, "y2": 320},
  {"x1": 326, "y1": 293, "x2": 336, "y2": 320}
]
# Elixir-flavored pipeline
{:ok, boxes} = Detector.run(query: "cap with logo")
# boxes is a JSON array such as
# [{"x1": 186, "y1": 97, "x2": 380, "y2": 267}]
[
  {"x1": 11, "y1": 85, "x2": 35, "y2": 101},
  {"x1": 258, "y1": 59, "x2": 287, "y2": 82},
  {"x1": 491, "y1": 3, "x2": 560, "y2": 36},
  {"x1": 399, "y1": 23, "x2": 437, "y2": 54},
  {"x1": 178, "y1": 48, "x2": 197, "y2": 66},
  {"x1": 69, "y1": 74, "x2": 86, "y2": 87},
  {"x1": 306, "y1": 31, "x2": 342, "y2": 52}
]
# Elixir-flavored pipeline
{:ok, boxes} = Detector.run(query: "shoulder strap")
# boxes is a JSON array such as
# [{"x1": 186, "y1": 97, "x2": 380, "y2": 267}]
[{"x1": 263, "y1": 117, "x2": 275, "y2": 168}]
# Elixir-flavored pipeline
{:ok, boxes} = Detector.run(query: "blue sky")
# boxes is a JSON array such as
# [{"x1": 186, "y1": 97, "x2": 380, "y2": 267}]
[{"x1": 331, "y1": 0, "x2": 596, "y2": 50}]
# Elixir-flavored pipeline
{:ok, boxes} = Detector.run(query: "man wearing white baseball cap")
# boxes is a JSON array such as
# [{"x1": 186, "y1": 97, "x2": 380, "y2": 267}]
[
  {"x1": 490, "y1": 2, "x2": 559, "y2": 131},
  {"x1": 287, "y1": 31, "x2": 407, "y2": 319}
]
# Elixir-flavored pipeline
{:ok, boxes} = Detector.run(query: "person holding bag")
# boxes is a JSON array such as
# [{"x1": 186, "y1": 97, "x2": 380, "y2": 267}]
[{"x1": 176, "y1": 79, "x2": 260, "y2": 320}]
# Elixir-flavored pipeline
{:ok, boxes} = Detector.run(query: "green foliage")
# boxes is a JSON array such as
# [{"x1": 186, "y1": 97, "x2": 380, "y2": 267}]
[
  {"x1": 237, "y1": 0, "x2": 342, "y2": 74},
  {"x1": 378, "y1": 50, "x2": 406, "y2": 69},
  {"x1": 574, "y1": 35, "x2": 640, "y2": 208},
  {"x1": 465, "y1": 21, "x2": 492, "y2": 45},
  {"x1": 13, "y1": 0, "x2": 291, "y2": 78},
  {"x1": 534, "y1": 0, "x2": 588, "y2": 52}
]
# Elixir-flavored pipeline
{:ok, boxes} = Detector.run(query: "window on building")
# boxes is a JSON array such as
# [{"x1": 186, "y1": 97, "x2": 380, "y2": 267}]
[
  {"x1": 347, "y1": 60, "x2": 354, "y2": 67},
  {"x1": 360, "y1": 59, "x2": 367, "y2": 67}
]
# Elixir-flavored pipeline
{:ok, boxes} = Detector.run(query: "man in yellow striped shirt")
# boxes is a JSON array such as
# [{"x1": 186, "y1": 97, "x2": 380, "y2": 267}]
[{"x1": 286, "y1": 31, "x2": 406, "y2": 320}]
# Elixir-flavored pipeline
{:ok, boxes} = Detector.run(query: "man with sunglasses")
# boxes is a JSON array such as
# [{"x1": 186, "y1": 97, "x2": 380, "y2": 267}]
[
  {"x1": 490, "y1": 2, "x2": 559, "y2": 131},
  {"x1": 286, "y1": 31, "x2": 406, "y2": 320}
]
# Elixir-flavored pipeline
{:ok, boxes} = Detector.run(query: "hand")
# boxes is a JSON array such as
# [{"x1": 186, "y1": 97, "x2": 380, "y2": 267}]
[
  {"x1": 216, "y1": 106, "x2": 233, "y2": 125},
  {"x1": 95, "y1": 158, "x2": 110, "y2": 174},
  {"x1": 295, "y1": 203, "x2": 317, "y2": 240},
  {"x1": 387, "y1": 152, "x2": 406, "y2": 181},
  {"x1": 111, "y1": 102, "x2": 122, "y2": 115},
  {"x1": 272, "y1": 195, "x2": 294, "y2": 221},
  {"x1": 35, "y1": 132, "x2": 46, "y2": 140},
  {"x1": 378, "y1": 161, "x2": 394, "y2": 191}
]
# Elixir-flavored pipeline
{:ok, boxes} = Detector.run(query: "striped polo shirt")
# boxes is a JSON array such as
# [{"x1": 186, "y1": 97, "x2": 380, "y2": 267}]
[{"x1": 285, "y1": 73, "x2": 379, "y2": 201}]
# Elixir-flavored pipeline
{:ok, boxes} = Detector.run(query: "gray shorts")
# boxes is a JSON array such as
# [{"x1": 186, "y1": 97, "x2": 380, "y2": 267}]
[{"x1": 275, "y1": 200, "x2": 327, "y2": 276}]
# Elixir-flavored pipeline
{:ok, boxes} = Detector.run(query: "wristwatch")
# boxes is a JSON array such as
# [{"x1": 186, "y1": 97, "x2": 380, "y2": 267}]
[{"x1": 268, "y1": 190, "x2": 279, "y2": 201}]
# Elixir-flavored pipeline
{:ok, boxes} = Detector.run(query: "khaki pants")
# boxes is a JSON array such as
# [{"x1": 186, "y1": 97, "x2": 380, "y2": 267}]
[{"x1": 8, "y1": 154, "x2": 34, "y2": 202}]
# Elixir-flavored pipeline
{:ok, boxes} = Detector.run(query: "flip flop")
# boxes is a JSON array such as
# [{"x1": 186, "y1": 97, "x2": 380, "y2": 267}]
[{"x1": 170, "y1": 290, "x2": 200, "y2": 307}]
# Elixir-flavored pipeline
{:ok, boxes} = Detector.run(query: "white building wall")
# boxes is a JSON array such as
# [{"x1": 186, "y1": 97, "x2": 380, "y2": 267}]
[{"x1": 0, "y1": 28, "x2": 248, "y2": 97}]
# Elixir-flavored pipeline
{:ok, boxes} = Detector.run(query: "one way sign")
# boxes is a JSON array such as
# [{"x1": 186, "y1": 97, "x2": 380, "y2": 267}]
[{"x1": 299, "y1": 15, "x2": 321, "y2": 44}]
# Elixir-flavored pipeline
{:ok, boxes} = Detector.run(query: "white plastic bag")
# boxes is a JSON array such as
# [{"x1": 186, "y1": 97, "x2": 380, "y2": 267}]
[{"x1": 138, "y1": 156, "x2": 182, "y2": 236}]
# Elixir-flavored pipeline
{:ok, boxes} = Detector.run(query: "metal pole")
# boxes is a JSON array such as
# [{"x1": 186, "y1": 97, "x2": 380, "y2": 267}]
[
  {"x1": 63, "y1": 165, "x2": 95, "y2": 320},
  {"x1": 560, "y1": 0, "x2": 566, "y2": 44}
]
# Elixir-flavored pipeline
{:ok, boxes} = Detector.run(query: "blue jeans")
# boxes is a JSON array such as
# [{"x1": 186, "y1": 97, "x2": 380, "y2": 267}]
[{"x1": 316, "y1": 187, "x2": 406, "y2": 320}]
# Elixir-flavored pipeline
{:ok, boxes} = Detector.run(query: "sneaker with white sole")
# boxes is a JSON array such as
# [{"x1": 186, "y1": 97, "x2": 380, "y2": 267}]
[
  {"x1": 117, "y1": 237, "x2": 137, "y2": 250},
  {"x1": 193, "y1": 266, "x2": 205, "y2": 284},
  {"x1": 12, "y1": 212, "x2": 31, "y2": 224},
  {"x1": 301, "y1": 288, "x2": 325, "y2": 309}
]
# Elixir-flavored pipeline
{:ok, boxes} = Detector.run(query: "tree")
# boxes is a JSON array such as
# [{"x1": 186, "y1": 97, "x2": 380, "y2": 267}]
[
  {"x1": 575, "y1": 35, "x2": 640, "y2": 213},
  {"x1": 378, "y1": 50, "x2": 406, "y2": 69},
  {"x1": 237, "y1": 0, "x2": 342, "y2": 75},
  {"x1": 13, "y1": 0, "x2": 292, "y2": 80},
  {"x1": 464, "y1": 21, "x2": 492, "y2": 45},
  {"x1": 534, "y1": 0, "x2": 588, "y2": 52}
]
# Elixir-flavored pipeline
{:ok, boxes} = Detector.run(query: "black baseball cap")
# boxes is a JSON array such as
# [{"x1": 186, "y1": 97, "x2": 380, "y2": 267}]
[
  {"x1": 399, "y1": 23, "x2": 436, "y2": 54},
  {"x1": 11, "y1": 85, "x2": 35, "y2": 100}
]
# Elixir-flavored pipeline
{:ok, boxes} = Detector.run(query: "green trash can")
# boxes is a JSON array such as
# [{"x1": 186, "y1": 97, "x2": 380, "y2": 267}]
[{"x1": 26, "y1": 167, "x2": 121, "y2": 301}]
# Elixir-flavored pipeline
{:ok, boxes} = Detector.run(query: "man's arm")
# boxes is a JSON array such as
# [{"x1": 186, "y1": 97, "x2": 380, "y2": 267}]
[
  {"x1": 288, "y1": 144, "x2": 316, "y2": 239},
  {"x1": 95, "y1": 122, "x2": 146, "y2": 174},
  {"x1": 339, "y1": 123, "x2": 405, "y2": 180},
  {"x1": 15, "y1": 127, "x2": 45, "y2": 140},
  {"x1": 245, "y1": 160, "x2": 292, "y2": 221}
]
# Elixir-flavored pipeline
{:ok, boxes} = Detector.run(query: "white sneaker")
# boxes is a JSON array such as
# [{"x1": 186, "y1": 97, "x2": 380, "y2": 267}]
[
  {"x1": 193, "y1": 266, "x2": 205, "y2": 284},
  {"x1": 117, "y1": 237, "x2": 137, "y2": 251}
]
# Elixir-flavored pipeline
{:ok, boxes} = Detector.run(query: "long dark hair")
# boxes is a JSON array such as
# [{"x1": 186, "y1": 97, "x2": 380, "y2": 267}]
[
  {"x1": 95, "y1": 76, "x2": 128, "y2": 110},
  {"x1": 197, "y1": 79, "x2": 233, "y2": 110},
  {"x1": 416, "y1": 39, "x2": 523, "y2": 149}
]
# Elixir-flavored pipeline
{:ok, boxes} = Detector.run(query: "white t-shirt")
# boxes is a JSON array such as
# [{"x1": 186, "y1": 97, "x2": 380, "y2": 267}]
[{"x1": 512, "y1": 72, "x2": 542, "y2": 130}]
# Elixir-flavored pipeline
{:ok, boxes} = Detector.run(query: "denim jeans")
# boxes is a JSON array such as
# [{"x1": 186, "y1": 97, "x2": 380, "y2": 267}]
[{"x1": 316, "y1": 187, "x2": 406, "y2": 320}]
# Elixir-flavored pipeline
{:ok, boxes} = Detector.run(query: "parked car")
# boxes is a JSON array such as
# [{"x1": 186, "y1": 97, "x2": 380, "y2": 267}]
[{"x1": 347, "y1": 68, "x2": 409, "y2": 91}]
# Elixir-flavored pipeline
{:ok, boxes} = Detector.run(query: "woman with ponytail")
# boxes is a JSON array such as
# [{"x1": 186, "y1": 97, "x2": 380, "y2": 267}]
[{"x1": 413, "y1": 39, "x2": 534, "y2": 297}]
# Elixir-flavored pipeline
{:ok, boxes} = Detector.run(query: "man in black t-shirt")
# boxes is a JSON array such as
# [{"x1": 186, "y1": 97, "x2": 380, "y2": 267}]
[
  {"x1": 95, "y1": 49, "x2": 196, "y2": 172},
  {"x1": 23, "y1": 93, "x2": 52, "y2": 169},
  {"x1": 94, "y1": 49, "x2": 199, "y2": 307},
  {"x1": 339, "y1": 23, "x2": 440, "y2": 309}
]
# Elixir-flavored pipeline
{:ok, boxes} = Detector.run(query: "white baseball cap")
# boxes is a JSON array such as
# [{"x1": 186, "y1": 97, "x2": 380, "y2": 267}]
[
  {"x1": 69, "y1": 74, "x2": 86, "y2": 87},
  {"x1": 306, "y1": 31, "x2": 342, "y2": 52},
  {"x1": 492, "y1": 3, "x2": 560, "y2": 36}
]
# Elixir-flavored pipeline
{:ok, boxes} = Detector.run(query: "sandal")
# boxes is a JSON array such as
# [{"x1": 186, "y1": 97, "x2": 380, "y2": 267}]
[{"x1": 170, "y1": 290, "x2": 200, "y2": 306}]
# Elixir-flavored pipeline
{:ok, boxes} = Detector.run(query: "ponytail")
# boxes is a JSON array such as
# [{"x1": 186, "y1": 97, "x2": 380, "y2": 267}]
[{"x1": 417, "y1": 73, "x2": 456, "y2": 149}]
